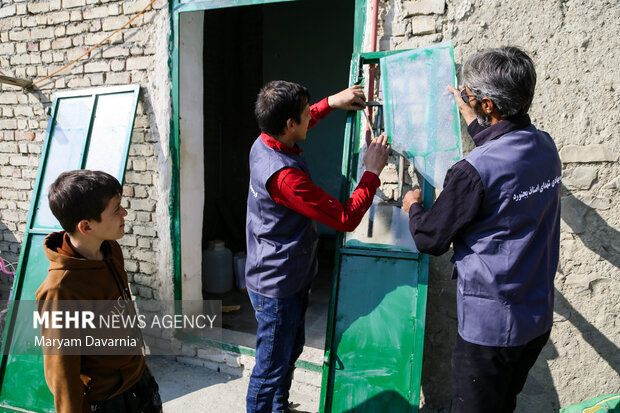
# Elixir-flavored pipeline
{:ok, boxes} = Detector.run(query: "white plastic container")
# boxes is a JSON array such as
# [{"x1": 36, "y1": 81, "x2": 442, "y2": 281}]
[
  {"x1": 233, "y1": 252, "x2": 247, "y2": 291},
  {"x1": 202, "y1": 240, "x2": 233, "y2": 294}
]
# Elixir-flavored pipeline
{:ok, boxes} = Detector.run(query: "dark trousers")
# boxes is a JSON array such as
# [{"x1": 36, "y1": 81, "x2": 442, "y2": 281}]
[
  {"x1": 90, "y1": 366, "x2": 162, "y2": 413},
  {"x1": 246, "y1": 286, "x2": 310, "y2": 413},
  {"x1": 451, "y1": 330, "x2": 551, "y2": 413}
]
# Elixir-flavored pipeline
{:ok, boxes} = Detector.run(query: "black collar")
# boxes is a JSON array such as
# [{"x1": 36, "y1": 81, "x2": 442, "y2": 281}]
[{"x1": 472, "y1": 114, "x2": 532, "y2": 147}]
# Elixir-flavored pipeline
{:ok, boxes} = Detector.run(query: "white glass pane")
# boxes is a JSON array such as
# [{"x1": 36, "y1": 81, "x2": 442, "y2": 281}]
[
  {"x1": 33, "y1": 96, "x2": 92, "y2": 229},
  {"x1": 345, "y1": 196, "x2": 418, "y2": 252},
  {"x1": 380, "y1": 42, "x2": 462, "y2": 189},
  {"x1": 84, "y1": 92, "x2": 135, "y2": 178}
]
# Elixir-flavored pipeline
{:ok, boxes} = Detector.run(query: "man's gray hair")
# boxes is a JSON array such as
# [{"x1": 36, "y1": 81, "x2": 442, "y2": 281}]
[{"x1": 462, "y1": 46, "x2": 536, "y2": 118}]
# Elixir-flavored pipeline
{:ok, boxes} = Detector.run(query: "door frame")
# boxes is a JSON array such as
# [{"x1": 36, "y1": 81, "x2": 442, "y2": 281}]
[{"x1": 169, "y1": 0, "x2": 368, "y2": 302}]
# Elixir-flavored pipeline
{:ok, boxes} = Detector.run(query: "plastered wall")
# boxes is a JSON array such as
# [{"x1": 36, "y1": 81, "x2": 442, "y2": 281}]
[{"x1": 377, "y1": 0, "x2": 619, "y2": 411}]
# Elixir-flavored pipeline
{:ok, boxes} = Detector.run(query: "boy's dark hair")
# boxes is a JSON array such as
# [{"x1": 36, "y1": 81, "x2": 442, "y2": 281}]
[
  {"x1": 255, "y1": 80, "x2": 311, "y2": 137},
  {"x1": 48, "y1": 170, "x2": 122, "y2": 233}
]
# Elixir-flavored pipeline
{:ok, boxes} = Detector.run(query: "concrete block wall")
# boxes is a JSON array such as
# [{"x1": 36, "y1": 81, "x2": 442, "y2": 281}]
[
  {"x1": 0, "y1": 0, "x2": 169, "y2": 302},
  {"x1": 379, "y1": 0, "x2": 619, "y2": 411},
  {"x1": 380, "y1": 0, "x2": 445, "y2": 51}
]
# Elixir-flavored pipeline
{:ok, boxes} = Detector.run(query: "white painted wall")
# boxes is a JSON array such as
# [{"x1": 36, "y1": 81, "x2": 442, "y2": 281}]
[
  {"x1": 151, "y1": 7, "x2": 174, "y2": 302},
  {"x1": 179, "y1": 11, "x2": 205, "y2": 302}
]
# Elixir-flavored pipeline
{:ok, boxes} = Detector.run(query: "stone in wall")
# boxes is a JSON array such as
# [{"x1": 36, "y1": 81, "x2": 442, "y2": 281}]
[
  {"x1": 559, "y1": 144, "x2": 618, "y2": 163},
  {"x1": 392, "y1": 33, "x2": 442, "y2": 50},
  {"x1": 379, "y1": 0, "x2": 444, "y2": 52},
  {"x1": 578, "y1": 195, "x2": 611, "y2": 211},
  {"x1": 563, "y1": 166, "x2": 598, "y2": 190},
  {"x1": 602, "y1": 176, "x2": 620, "y2": 191},
  {"x1": 410, "y1": 16, "x2": 437, "y2": 36},
  {"x1": 561, "y1": 195, "x2": 588, "y2": 234},
  {"x1": 403, "y1": 0, "x2": 446, "y2": 16}
]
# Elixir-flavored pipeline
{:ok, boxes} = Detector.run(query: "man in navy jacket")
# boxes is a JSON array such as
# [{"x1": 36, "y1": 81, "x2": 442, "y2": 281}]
[{"x1": 403, "y1": 47, "x2": 561, "y2": 413}]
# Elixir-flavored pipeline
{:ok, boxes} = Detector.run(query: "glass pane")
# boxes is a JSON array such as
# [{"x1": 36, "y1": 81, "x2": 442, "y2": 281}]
[
  {"x1": 380, "y1": 41, "x2": 462, "y2": 189},
  {"x1": 33, "y1": 96, "x2": 92, "y2": 229},
  {"x1": 84, "y1": 92, "x2": 135, "y2": 178},
  {"x1": 345, "y1": 196, "x2": 417, "y2": 252}
]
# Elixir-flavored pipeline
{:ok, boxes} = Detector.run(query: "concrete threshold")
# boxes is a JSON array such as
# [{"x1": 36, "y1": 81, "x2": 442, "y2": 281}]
[{"x1": 147, "y1": 328, "x2": 324, "y2": 412}]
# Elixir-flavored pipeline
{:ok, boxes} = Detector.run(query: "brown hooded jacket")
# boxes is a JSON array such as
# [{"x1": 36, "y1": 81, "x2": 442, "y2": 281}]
[{"x1": 35, "y1": 231, "x2": 145, "y2": 413}]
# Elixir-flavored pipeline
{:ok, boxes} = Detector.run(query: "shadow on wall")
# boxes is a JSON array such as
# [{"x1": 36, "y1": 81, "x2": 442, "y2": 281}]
[
  {"x1": 556, "y1": 183, "x2": 619, "y2": 388},
  {"x1": 554, "y1": 288, "x2": 620, "y2": 377},
  {"x1": 24, "y1": 86, "x2": 52, "y2": 111},
  {"x1": 535, "y1": 291, "x2": 620, "y2": 410},
  {"x1": 419, "y1": 253, "x2": 457, "y2": 413},
  {"x1": 522, "y1": 185, "x2": 619, "y2": 410},
  {"x1": 560, "y1": 184, "x2": 618, "y2": 270},
  {"x1": 517, "y1": 334, "x2": 560, "y2": 413}
]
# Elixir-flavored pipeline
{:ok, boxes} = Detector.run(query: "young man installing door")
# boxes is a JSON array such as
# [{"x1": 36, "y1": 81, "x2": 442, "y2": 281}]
[{"x1": 246, "y1": 80, "x2": 390, "y2": 413}]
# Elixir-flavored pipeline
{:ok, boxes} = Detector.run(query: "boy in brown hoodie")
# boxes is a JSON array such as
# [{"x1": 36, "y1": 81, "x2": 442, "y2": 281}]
[{"x1": 35, "y1": 170, "x2": 162, "y2": 413}]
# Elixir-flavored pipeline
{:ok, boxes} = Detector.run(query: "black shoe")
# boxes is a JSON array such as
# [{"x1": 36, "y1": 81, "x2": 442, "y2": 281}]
[{"x1": 277, "y1": 402, "x2": 311, "y2": 413}]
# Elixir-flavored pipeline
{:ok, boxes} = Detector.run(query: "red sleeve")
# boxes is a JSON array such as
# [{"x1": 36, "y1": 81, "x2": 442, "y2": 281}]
[
  {"x1": 308, "y1": 98, "x2": 334, "y2": 130},
  {"x1": 268, "y1": 168, "x2": 380, "y2": 232}
]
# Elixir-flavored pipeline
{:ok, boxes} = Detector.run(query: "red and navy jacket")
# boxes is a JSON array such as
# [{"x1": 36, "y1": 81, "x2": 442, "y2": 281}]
[{"x1": 245, "y1": 99, "x2": 380, "y2": 298}]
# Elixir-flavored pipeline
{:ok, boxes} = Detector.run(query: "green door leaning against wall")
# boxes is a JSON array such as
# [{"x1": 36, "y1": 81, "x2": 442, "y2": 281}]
[{"x1": 0, "y1": 85, "x2": 140, "y2": 412}]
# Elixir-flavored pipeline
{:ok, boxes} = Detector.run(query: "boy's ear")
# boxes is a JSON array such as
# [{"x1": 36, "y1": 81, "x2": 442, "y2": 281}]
[
  {"x1": 75, "y1": 219, "x2": 92, "y2": 236},
  {"x1": 285, "y1": 118, "x2": 295, "y2": 131}
]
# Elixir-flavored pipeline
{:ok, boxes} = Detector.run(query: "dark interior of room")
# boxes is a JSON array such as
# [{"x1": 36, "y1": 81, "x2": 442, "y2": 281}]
[
  {"x1": 202, "y1": 5, "x2": 262, "y2": 255},
  {"x1": 199, "y1": 0, "x2": 354, "y2": 349}
]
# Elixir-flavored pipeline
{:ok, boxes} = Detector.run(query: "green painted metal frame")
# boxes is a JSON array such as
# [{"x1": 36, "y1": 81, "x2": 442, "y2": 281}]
[
  {"x1": 0, "y1": 85, "x2": 140, "y2": 412},
  {"x1": 173, "y1": 0, "x2": 296, "y2": 13},
  {"x1": 168, "y1": 0, "x2": 368, "y2": 363},
  {"x1": 319, "y1": 52, "x2": 434, "y2": 412}
]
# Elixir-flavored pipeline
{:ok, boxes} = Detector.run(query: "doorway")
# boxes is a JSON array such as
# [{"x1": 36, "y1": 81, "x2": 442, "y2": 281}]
[{"x1": 178, "y1": 0, "x2": 355, "y2": 352}]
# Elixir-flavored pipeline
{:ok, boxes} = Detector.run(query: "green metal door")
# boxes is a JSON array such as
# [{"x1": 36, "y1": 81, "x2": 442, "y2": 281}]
[
  {"x1": 319, "y1": 53, "x2": 438, "y2": 412},
  {"x1": 0, "y1": 85, "x2": 140, "y2": 412},
  {"x1": 324, "y1": 251, "x2": 427, "y2": 412}
]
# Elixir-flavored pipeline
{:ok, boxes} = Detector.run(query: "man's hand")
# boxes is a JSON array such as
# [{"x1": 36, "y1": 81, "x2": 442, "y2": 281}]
[
  {"x1": 364, "y1": 134, "x2": 390, "y2": 176},
  {"x1": 328, "y1": 85, "x2": 366, "y2": 110},
  {"x1": 402, "y1": 187, "x2": 422, "y2": 213},
  {"x1": 448, "y1": 85, "x2": 477, "y2": 126}
]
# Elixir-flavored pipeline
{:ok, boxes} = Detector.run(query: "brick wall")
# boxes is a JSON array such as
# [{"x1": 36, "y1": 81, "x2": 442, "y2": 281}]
[{"x1": 0, "y1": 0, "x2": 168, "y2": 301}]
